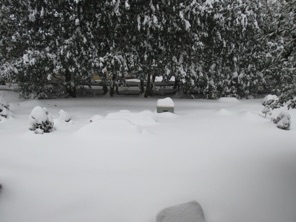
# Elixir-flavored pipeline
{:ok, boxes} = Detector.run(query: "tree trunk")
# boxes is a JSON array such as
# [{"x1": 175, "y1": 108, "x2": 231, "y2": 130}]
[
  {"x1": 65, "y1": 71, "x2": 76, "y2": 98},
  {"x1": 144, "y1": 70, "x2": 153, "y2": 98},
  {"x1": 140, "y1": 79, "x2": 144, "y2": 94}
]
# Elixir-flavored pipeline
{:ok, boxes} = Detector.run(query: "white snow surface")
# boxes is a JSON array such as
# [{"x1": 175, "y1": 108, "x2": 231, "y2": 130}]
[
  {"x1": 0, "y1": 92, "x2": 296, "y2": 222},
  {"x1": 157, "y1": 97, "x2": 174, "y2": 107}
]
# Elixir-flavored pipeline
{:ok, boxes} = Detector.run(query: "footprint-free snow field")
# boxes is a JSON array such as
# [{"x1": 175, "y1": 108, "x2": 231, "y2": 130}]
[{"x1": 0, "y1": 92, "x2": 296, "y2": 222}]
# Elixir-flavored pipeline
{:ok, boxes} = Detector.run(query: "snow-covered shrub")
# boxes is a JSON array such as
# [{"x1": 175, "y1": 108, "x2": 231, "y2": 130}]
[
  {"x1": 0, "y1": 96, "x2": 10, "y2": 120},
  {"x1": 262, "y1": 95, "x2": 280, "y2": 109},
  {"x1": 261, "y1": 95, "x2": 280, "y2": 118},
  {"x1": 273, "y1": 111, "x2": 291, "y2": 130},
  {"x1": 262, "y1": 106, "x2": 272, "y2": 118},
  {"x1": 29, "y1": 106, "x2": 54, "y2": 133},
  {"x1": 58, "y1": 109, "x2": 71, "y2": 122}
]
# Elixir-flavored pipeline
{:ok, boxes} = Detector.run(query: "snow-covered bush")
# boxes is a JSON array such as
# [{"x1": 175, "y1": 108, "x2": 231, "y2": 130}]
[
  {"x1": 262, "y1": 95, "x2": 280, "y2": 109},
  {"x1": 261, "y1": 95, "x2": 280, "y2": 118},
  {"x1": 273, "y1": 111, "x2": 291, "y2": 130},
  {"x1": 262, "y1": 106, "x2": 272, "y2": 118},
  {"x1": 58, "y1": 109, "x2": 71, "y2": 122},
  {"x1": 29, "y1": 106, "x2": 54, "y2": 134},
  {"x1": 0, "y1": 96, "x2": 10, "y2": 120}
]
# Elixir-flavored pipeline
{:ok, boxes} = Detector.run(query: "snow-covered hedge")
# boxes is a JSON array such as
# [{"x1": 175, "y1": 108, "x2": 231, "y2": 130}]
[
  {"x1": 0, "y1": 96, "x2": 10, "y2": 120},
  {"x1": 29, "y1": 106, "x2": 54, "y2": 134},
  {"x1": 273, "y1": 111, "x2": 291, "y2": 130}
]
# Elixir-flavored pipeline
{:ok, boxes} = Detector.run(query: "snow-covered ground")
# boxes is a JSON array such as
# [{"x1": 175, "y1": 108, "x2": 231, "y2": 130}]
[{"x1": 0, "y1": 91, "x2": 296, "y2": 222}]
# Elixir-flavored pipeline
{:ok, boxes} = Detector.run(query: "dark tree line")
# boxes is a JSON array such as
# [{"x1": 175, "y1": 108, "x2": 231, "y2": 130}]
[{"x1": 0, "y1": 0, "x2": 295, "y2": 106}]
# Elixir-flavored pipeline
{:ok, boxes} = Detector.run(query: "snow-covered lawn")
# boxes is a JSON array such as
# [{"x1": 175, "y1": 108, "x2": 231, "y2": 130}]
[{"x1": 0, "y1": 91, "x2": 296, "y2": 222}]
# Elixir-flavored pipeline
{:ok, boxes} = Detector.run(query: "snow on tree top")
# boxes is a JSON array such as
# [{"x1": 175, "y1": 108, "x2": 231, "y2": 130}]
[{"x1": 157, "y1": 97, "x2": 174, "y2": 107}]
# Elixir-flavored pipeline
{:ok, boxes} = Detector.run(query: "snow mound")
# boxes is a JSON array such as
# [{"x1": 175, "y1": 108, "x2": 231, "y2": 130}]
[
  {"x1": 218, "y1": 97, "x2": 240, "y2": 103},
  {"x1": 157, "y1": 112, "x2": 177, "y2": 118},
  {"x1": 58, "y1": 110, "x2": 71, "y2": 122},
  {"x1": 76, "y1": 119, "x2": 142, "y2": 138},
  {"x1": 157, "y1": 97, "x2": 174, "y2": 107},
  {"x1": 216, "y1": 108, "x2": 233, "y2": 116},
  {"x1": 89, "y1": 115, "x2": 103, "y2": 122},
  {"x1": 156, "y1": 201, "x2": 206, "y2": 222},
  {"x1": 105, "y1": 110, "x2": 157, "y2": 126}
]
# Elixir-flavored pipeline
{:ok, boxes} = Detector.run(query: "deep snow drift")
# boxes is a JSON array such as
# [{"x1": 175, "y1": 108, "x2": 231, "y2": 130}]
[{"x1": 0, "y1": 91, "x2": 296, "y2": 222}]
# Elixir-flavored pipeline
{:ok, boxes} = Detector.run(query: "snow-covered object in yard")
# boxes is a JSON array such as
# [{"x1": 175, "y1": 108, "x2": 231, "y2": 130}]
[
  {"x1": 157, "y1": 97, "x2": 174, "y2": 113},
  {"x1": 76, "y1": 119, "x2": 142, "y2": 139},
  {"x1": 105, "y1": 110, "x2": 156, "y2": 126},
  {"x1": 273, "y1": 111, "x2": 291, "y2": 130},
  {"x1": 262, "y1": 95, "x2": 279, "y2": 108},
  {"x1": 0, "y1": 96, "x2": 10, "y2": 120},
  {"x1": 156, "y1": 201, "x2": 206, "y2": 222},
  {"x1": 58, "y1": 110, "x2": 71, "y2": 122},
  {"x1": 29, "y1": 106, "x2": 54, "y2": 133}
]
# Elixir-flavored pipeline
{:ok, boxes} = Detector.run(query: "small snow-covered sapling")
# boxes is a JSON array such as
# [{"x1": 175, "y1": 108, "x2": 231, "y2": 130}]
[
  {"x1": 261, "y1": 94, "x2": 280, "y2": 118},
  {"x1": 262, "y1": 106, "x2": 271, "y2": 118}
]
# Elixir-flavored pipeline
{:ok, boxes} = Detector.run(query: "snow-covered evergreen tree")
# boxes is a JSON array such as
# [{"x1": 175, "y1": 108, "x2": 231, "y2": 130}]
[
  {"x1": 0, "y1": 0, "x2": 105, "y2": 98},
  {"x1": 0, "y1": 0, "x2": 292, "y2": 101},
  {"x1": 262, "y1": 0, "x2": 296, "y2": 108}
]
